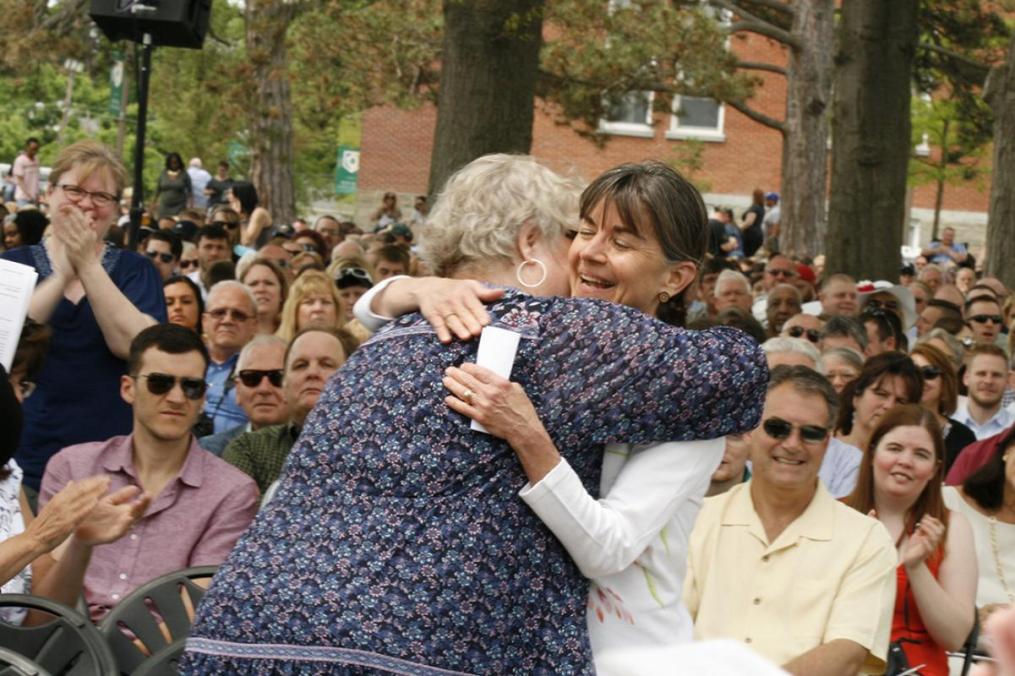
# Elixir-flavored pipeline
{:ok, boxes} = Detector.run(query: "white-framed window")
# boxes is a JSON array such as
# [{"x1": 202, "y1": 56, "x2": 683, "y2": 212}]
[
  {"x1": 667, "y1": 95, "x2": 726, "y2": 142},
  {"x1": 599, "y1": 90, "x2": 655, "y2": 138}
]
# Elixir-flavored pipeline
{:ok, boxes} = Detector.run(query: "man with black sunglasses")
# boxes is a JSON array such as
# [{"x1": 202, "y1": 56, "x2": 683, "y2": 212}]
[
  {"x1": 38, "y1": 324, "x2": 258, "y2": 621},
  {"x1": 199, "y1": 335, "x2": 287, "y2": 456},
  {"x1": 687, "y1": 365, "x2": 896, "y2": 674},
  {"x1": 144, "y1": 231, "x2": 182, "y2": 281},
  {"x1": 223, "y1": 327, "x2": 356, "y2": 495},
  {"x1": 964, "y1": 295, "x2": 1004, "y2": 347}
]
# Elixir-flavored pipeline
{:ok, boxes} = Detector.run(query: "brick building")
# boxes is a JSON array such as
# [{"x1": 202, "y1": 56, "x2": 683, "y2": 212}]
[{"x1": 354, "y1": 31, "x2": 990, "y2": 254}]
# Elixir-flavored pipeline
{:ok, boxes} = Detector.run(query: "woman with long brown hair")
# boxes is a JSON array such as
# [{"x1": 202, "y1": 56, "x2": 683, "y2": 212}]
[
  {"x1": 909, "y1": 343, "x2": 976, "y2": 472},
  {"x1": 845, "y1": 405, "x2": 976, "y2": 675}
]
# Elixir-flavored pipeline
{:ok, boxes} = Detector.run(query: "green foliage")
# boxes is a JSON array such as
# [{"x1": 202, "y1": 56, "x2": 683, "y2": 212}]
[
  {"x1": 667, "y1": 139, "x2": 711, "y2": 194},
  {"x1": 909, "y1": 95, "x2": 989, "y2": 191},
  {"x1": 540, "y1": 0, "x2": 755, "y2": 141}
]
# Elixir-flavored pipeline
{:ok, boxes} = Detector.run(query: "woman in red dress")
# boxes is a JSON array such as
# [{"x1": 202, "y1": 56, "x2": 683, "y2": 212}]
[{"x1": 845, "y1": 404, "x2": 977, "y2": 675}]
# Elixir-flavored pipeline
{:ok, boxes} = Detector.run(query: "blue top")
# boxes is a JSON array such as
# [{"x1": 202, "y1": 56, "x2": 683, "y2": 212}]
[
  {"x1": 2, "y1": 244, "x2": 166, "y2": 490},
  {"x1": 203, "y1": 354, "x2": 247, "y2": 434},
  {"x1": 182, "y1": 291, "x2": 768, "y2": 675}
]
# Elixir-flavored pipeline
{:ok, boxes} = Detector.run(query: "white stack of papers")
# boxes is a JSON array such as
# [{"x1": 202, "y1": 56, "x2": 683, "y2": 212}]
[{"x1": 0, "y1": 259, "x2": 38, "y2": 372}]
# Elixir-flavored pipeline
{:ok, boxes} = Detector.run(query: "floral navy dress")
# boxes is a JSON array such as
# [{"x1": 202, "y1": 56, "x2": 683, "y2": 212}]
[{"x1": 182, "y1": 291, "x2": 768, "y2": 675}]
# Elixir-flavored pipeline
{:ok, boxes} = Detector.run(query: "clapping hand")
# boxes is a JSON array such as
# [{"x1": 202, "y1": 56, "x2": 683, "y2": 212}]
[
  {"x1": 74, "y1": 485, "x2": 151, "y2": 547},
  {"x1": 27, "y1": 477, "x2": 110, "y2": 552},
  {"x1": 51, "y1": 204, "x2": 100, "y2": 274},
  {"x1": 900, "y1": 515, "x2": 945, "y2": 570}
]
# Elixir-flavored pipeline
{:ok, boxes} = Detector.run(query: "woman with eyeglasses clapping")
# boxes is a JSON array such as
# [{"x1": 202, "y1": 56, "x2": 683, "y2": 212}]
[
  {"x1": 910, "y1": 344, "x2": 976, "y2": 473},
  {"x1": 0, "y1": 141, "x2": 165, "y2": 499}
]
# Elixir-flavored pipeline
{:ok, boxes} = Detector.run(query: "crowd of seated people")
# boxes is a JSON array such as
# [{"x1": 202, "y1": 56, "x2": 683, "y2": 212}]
[{"x1": 2, "y1": 138, "x2": 1014, "y2": 674}]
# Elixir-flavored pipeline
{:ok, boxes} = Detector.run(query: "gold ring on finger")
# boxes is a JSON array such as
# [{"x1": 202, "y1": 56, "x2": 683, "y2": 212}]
[{"x1": 462, "y1": 388, "x2": 474, "y2": 405}]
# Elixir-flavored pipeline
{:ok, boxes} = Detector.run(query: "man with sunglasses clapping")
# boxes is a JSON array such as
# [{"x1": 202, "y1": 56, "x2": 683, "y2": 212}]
[
  {"x1": 37, "y1": 324, "x2": 258, "y2": 621},
  {"x1": 686, "y1": 365, "x2": 897, "y2": 674}
]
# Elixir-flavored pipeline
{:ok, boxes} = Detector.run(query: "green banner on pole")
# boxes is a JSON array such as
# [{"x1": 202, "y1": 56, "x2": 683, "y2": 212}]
[
  {"x1": 109, "y1": 50, "x2": 124, "y2": 116},
  {"x1": 336, "y1": 145, "x2": 360, "y2": 195}
]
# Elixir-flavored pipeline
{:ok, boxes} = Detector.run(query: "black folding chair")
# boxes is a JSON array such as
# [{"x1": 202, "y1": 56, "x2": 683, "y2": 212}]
[
  {"x1": 98, "y1": 566, "x2": 216, "y2": 675},
  {"x1": 0, "y1": 594, "x2": 117, "y2": 676}
]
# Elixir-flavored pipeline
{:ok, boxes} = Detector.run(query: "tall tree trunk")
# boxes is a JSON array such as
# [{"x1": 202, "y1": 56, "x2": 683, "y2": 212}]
[
  {"x1": 825, "y1": 0, "x2": 918, "y2": 280},
  {"x1": 246, "y1": 0, "x2": 297, "y2": 224},
  {"x1": 985, "y1": 35, "x2": 1015, "y2": 288},
  {"x1": 779, "y1": 0, "x2": 834, "y2": 258},
  {"x1": 428, "y1": 0, "x2": 544, "y2": 195}
]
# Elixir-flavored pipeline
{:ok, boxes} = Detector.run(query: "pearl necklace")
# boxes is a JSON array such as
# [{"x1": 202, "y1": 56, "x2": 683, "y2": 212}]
[{"x1": 989, "y1": 516, "x2": 1015, "y2": 603}]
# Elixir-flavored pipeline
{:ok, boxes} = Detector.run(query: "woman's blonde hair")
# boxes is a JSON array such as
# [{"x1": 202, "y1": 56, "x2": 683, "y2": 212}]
[
  {"x1": 419, "y1": 154, "x2": 579, "y2": 277},
  {"x1": 276, "y1": 269, "x2": 345, "y2": 342},
  {"x1": 49, "y1": 140, "x2": 127, "y2": 195}
]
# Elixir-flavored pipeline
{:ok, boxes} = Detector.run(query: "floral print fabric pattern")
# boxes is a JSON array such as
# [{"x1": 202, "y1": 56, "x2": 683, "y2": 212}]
[{"x1": 183, "y1": 291, "x2": 768, "y2": 674}]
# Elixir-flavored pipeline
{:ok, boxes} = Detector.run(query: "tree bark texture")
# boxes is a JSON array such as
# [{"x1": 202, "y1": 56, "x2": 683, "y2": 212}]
[
  {"x1": 245, "y1": 0, "x2": 298, "y2": 224},
  {"x1": 985, "y1": 36, "x2": 1015, "y2": 289},
  {"x1": 825, "y1": 0, "x2": 918, "y2": 280},
  {"x1": 428, "y1": 0, "x2": 544, "y2": 196},
  {"x1": 779, "y1": 0, "x2": 834, "y2": 258}
]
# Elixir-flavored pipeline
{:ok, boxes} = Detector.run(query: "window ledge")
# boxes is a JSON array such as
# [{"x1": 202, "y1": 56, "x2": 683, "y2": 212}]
[
  {"x1": 599, "y1": 124, "x2": 655, "y2": 139},
  {"x1": 666, "y1": 129, "x2": 726, "y2": 143}
]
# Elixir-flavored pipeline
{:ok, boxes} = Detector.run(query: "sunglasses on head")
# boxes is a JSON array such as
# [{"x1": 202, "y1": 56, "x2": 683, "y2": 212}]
[
  {"x1": 207, "y1": 307, "x2": 253, "y2": 322},
  {"x1": 134, "y1": 373, "x2": 207, "y2": 400},
  {"x1": 145, "y1": 250, "x2": 174, "y2": 264},
  {"x1": 236, "y1": 369, "x2": 284, "y2": 388},
  {"x1": 787, "y1": 326, "x2": 821, "y2": 343},
  {"x1": 969, "y1": 314, "x2": 1003, "y2": 325},
  {"x1": 762, "y1": 417, "x2": 829, "y2": 444},
  {"x1": 920, "y1": 365, "x2": 942, "y2": 380},
  {"x1": 336, "y1": 267, "x2": 373, "y2": 283}
]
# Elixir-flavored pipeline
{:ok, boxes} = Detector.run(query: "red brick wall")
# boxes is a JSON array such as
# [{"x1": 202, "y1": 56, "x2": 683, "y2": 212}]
[{"x1": 358, "y1": 30, "x2": 989, "y2": 216}]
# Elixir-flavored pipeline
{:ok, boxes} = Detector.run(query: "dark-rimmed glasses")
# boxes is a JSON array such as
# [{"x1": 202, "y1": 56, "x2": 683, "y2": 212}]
[
  {"x1": 180, "y1": 259, "x2": 199, "y2": 270},
  {"x1": 762, "y1": 417, "x2": 829, "y2": 444},
  {"x1": 920, "y1": 366, "x2": 942, "y2": 381},
  {"x1": 236, "y1": 369, "x2": 284, "y2": 388},
  {"x1": 134, "y1": 373, "x2": 207, "y2": 400},
  {"x1": 58, "y1": 184, "x2": 118, "y2": 208},
  {"x1": 865, "y1": 298, "x2": 899, "y2": 312},
  {"x1": 212, "y1": 220, "x2": 240, "y2": 230}
]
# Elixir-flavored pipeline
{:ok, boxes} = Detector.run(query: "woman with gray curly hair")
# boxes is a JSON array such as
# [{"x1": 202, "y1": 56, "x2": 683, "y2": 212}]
[{"x1": 183, "y1": 154, "x2": 768, "y2": 675}]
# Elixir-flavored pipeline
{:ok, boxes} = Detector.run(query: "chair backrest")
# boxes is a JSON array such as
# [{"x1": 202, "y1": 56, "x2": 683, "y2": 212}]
[
  {"x1": 0, "y1": 594, "x2": 117, "y2": 676},
  {"x1": 129, "y1": 640, "x2": 185, "y2": 676},
  {"x1": 98, "y1": 566, "x2": 216, "y2": 675},
  {"x1": 0, "y1": 645, "x2": 53, "y2": 676}
]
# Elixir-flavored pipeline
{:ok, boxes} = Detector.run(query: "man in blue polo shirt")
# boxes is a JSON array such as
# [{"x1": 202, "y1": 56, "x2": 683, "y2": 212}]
[{"x1": 201, "y1": 281, "x2": 257, "y2": 433}]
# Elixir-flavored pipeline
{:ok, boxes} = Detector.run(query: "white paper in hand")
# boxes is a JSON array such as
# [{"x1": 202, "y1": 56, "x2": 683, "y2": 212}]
[
  {"x1": 0, "y1": 259, "x2": 38, "y2": 372},
  {"x1": 470, "y1": 326, "x2": 521, "y2": 434}
]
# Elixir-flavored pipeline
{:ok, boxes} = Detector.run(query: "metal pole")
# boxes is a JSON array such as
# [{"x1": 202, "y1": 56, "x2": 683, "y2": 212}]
[{"x1": 127, "y1": 33, "x2": 153, "y2": 252}]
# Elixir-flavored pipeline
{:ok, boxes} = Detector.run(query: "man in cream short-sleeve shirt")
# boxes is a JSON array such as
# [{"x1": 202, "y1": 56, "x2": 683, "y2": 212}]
[{"x1": 685, "y1": 365, "x2": 896, "y2": 675}]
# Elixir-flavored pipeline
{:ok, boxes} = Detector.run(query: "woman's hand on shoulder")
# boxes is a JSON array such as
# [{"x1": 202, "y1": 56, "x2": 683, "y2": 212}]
[
  {"x1": 416, "y1": 278, "x2": 504, "y2": 343},
  {"x1": 443, "y1": 363, "x2": 540, "y2": 442}
]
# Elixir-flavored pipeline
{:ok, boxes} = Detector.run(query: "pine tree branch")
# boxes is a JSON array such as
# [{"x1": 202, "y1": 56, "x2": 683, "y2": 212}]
[
  {"x1": 727, "y1": 98, "x2": 787, "y2": 133},
  {"x1": 736, "y1": 60, "x2": 787, "y2": 76},
  {"x1": 918, "y1": 42, "x2": 991, "y2": 82},
  {"x1": 710, "y1": 0, "x2": 800, "y2": 48}
]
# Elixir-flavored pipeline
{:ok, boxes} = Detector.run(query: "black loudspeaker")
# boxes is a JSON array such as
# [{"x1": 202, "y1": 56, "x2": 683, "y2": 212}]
[{"x1": 89, "y1": 0, "x2": 212, "y2": 49}]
